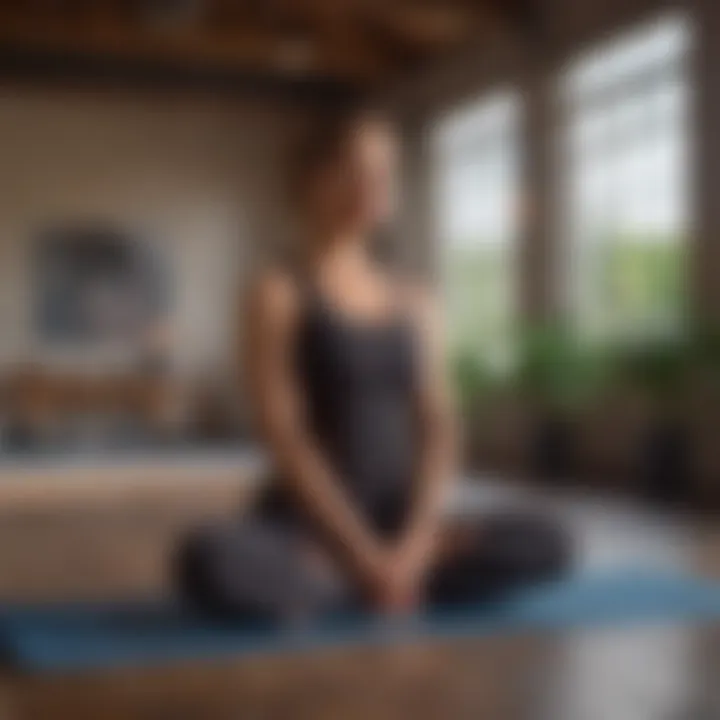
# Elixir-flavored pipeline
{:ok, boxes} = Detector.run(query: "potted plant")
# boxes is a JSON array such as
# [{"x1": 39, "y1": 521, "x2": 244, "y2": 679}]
[
  {"x1": 685, "y1": 322, "x2": 720, "y2": 507},
  {"x1": 516, "y1": 323, "x2": 612, "y2": 483},
  {"x1": 452, "y1": 349, "x2": 513, "y2": 471},
  {"x1": 616, "y1": 334, "x2": 695, "y2": 504}
]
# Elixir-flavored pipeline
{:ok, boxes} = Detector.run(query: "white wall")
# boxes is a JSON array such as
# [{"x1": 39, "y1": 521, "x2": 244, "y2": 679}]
[{"x1": 0, "y1": 87, "x2": 309, "y2": 379}]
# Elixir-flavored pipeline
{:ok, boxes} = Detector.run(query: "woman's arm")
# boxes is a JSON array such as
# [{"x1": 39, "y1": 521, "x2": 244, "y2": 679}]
[
  {"x1": 394, "y1": 286, "x2": 460, "y2": 601},
  {"x1": 245, "y1": 271, "x2": 386, "y2": 590}
]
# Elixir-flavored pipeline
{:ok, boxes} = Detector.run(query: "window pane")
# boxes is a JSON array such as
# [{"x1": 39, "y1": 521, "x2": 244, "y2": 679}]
[
  {"x1": 435, "y1": 92, "x2": 520, "y2": 369},
  {"x1": 563, "y1": 14, "x2": 691, "y2": 339}
]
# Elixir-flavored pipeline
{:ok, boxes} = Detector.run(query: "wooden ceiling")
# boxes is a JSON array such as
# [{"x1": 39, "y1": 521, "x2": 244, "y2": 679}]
[{"x1": 0, "y1": 0, "x2": 535, "y2": 90}]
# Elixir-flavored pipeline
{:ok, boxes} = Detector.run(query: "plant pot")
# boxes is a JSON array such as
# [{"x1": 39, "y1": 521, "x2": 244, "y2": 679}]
[
  {"x1": 531, "y1": 412, "x2": 577, "y2": 483},
  {"x1": 637, "y1": 419, "x2": 692, "y2": 505}
]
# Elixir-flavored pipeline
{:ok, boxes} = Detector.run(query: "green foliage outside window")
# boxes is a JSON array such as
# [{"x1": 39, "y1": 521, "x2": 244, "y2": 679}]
[{"x1": 589, "y1": 231, "x2": 686, "y2": 338}]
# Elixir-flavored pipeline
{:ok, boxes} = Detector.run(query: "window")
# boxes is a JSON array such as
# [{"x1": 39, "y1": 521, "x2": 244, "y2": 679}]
[
  {"x1": 562, "y1": 15, "x2": 692, "y2": 339},
  {"x1": 435, "y1": 92, "x2": 521, "y2": 369}
]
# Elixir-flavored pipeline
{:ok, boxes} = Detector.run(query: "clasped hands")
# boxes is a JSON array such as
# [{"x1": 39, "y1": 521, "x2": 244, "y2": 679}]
[{"x1": 358, "y1": 530, "x2": 438, "y2": 616}]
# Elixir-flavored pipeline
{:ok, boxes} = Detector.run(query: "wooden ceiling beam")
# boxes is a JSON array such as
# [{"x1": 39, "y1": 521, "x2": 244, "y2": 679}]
[
  {"x1": 478, "y1": 0, "x2": 545, "y2": 42},
  {"x1": 272, "y1": 0, "x2": 392, "y2": 80},
  {"x1": 0, "y1": 0, "x2": 511, "y2": 87},
  {"x1": 0, "y1": 2, "x2": 385, "y2": 83},
  {"x1": 365, "y1": 1, "x2": 485, "y2": 48}
]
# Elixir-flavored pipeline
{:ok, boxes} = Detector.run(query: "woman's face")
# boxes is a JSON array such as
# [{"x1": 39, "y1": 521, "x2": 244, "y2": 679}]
[{"x1": 308, "y1": 120, "x2": 398, "y2": 235}]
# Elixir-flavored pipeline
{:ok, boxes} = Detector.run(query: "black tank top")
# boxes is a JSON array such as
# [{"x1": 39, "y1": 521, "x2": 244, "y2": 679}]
[{"x1": 257, "y1": 278, "x2": 420, "y2": 535}]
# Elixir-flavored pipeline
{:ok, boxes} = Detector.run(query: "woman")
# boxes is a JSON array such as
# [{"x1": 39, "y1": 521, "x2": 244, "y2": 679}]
[{"x1": 176, "y1": 104, "x2": 571, "y2": 622}]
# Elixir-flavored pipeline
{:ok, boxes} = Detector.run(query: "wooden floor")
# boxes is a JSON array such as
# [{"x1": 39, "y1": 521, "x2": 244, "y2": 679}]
[
  {"x1": 0, "y1": 473, "x2": 718, "y2": 719},
  {"x1": 5, "y1": 619, "x2": 720, "y2": 719}
]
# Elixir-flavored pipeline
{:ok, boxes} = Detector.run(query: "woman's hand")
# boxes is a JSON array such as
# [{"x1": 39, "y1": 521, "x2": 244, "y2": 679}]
[
  {"x1": 352, "y1": 548, "x2": 411, "y2": 615},
  {"x1": 358, "y1": 532, "x2": 438, "y2": 616},
  {"x1": 389, "y1": 529, "x2": 437, "y2": 608}
]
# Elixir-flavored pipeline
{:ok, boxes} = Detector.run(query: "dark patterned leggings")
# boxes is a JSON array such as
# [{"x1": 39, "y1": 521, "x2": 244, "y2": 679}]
[{"x1": 174, "y1": 506, "x2": 572, "y2": 623}]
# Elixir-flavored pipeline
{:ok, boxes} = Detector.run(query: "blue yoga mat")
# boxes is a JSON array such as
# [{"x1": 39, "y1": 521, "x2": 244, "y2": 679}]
[{"x1": 1, "y1": 571, "x2": 719, "y2": 673}]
